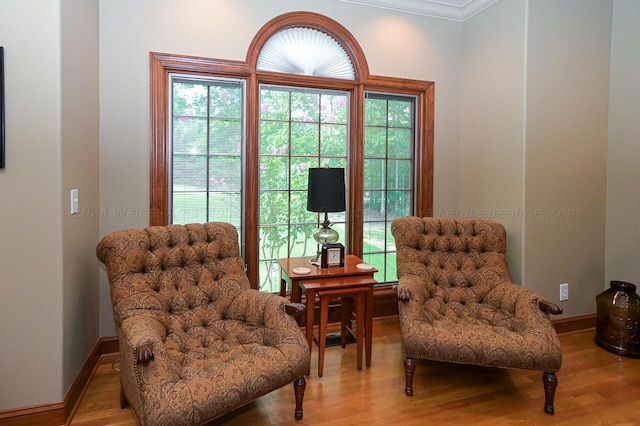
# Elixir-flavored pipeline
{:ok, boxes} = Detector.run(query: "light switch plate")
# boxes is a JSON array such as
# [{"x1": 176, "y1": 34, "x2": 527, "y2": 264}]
[
  {"x1": 70, "y1": 189, "x2": 79, "y2": 215},
  {"x1": 559, "y1": 283, "x2": 569, "y2": 301}
]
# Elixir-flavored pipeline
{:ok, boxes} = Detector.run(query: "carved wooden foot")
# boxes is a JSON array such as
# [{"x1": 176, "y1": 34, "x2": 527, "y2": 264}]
[
  {"x1": 404, "y1": 356, "x2": 416, "y2": 396},
  {"x1": 119, "y1": 386, "x2": 129, "y2": 409},
  {"x1": 293, "y1": 376, "x2": 306, "y2": 420},
  {"x1": 542, "y1": 372, "x2": 558, "y2": 415}
]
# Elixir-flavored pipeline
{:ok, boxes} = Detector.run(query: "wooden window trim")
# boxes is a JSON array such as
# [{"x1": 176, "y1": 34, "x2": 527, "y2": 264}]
[{"x1": 150, "y1": 12, "x2": 433, "y2": 288}]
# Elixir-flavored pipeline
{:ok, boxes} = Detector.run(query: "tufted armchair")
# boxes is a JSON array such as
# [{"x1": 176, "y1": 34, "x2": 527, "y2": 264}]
[
  {"x1": 391, "y1": 217, "x2": 563, "y2": 414},
  {"x1": 96, "y1": 222, "x2": 310, "y2": 425}
]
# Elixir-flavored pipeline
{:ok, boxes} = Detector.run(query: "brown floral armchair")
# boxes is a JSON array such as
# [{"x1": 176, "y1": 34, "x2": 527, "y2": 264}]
[
  {"x1": 96, "y1": 222, "x2": 310, "y2": 425},
  {"x1": 391, "y1": 217, "x2": 563, "y2": 414}
]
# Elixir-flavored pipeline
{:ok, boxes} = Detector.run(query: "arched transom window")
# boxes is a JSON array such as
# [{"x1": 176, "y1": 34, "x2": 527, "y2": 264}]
[{"x1": 257, "y1": 27, "x2": 356, "y2": 79}]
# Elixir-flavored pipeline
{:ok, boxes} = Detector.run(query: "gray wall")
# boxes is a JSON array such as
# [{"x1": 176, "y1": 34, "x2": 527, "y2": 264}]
[
  {"x1": 461, "y1": 0, "x2": 613, "y2": 319},
  {"x1": 460, "y1": 0, "x2": 527, "y2": 282},
  {"x1": 0, "y1": 0, "x2": 100, "y2": 409},
  {"x1": 605, "y1": 1, "x2": 640, "y2": 287},
  {"x1": 524, "y1": 0, "x2": 611, "y2": 317},
  {"x1": 61, "y1": 0, "x2": 101, "y2": 397}
]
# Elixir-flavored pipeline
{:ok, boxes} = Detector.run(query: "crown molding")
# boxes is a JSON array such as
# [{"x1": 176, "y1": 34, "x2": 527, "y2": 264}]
[{"x1": 333, "y1": 0, "x2": 499, "y2": 22}]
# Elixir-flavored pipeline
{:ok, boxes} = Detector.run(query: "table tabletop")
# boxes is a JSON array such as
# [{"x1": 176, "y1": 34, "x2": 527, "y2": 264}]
[
  {"x1": 278, "y1": 254, "x2": 377, "y2": 302},
  {"x1": 279, "y1": 254, "x2": 375, "y2": 278}
]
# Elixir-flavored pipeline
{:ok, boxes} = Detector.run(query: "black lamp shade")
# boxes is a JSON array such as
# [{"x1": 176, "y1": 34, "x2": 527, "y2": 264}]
[{"x1": 307, "y1": 168, "x2": 346, "y2": 213}]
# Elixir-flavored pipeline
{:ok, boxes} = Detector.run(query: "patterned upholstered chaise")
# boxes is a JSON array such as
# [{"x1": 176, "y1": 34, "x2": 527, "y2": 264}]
[
  {"x1": 391, "y1": 217, "x2": 563, "y2": 414},
  {"x1": 97, "y1": 222, "x2": 310, "y2": 425}
]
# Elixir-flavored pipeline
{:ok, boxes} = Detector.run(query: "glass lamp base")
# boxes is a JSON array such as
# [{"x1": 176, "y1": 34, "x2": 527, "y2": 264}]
[
  {"x1": 309, "y1": 225, "x2": 339, "y2": 264},
  {"x1": 313, "y1": 226, "x2": 339, "y2": 245}
]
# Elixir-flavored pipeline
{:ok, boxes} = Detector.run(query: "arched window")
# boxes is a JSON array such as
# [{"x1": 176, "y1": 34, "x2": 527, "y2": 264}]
[
  {"x1": 150, "y1": 12, "x2": 433, "y2": 314},
  {"x1": 257, "y1": 27, "x2": 355, "y2": 79}
]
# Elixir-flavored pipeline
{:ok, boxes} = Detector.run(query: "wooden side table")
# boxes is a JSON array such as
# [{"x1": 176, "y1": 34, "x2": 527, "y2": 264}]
[
  {"x1": 303, "y1": 277, "x2": 375, "y2": 377},
  {"x1": 278, "y1": 255, "x2": 378, "y2": 377},
  {"x1": 278, "y1": 254, "x2": 376, "y2": 303}
]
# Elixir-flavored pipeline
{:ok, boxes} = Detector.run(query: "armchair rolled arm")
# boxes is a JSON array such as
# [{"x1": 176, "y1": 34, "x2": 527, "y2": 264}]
[
  {"x1": 120, "y1": 314, "x2": 166, "y2": 365},
  {"x1": 397, "y1": 275, "x2": 429, "y2": 303},
  {"x1": 485, "y1": 282, "x2": 564, "y2": 317},
  {"x1": 227, "y1": 288, "x2": 306, "y2": 329},
  {"x1": 285, "y1": 302, "x2": 306, "y2": 327},
  {"x1": 539, "y1": 300, "x2": 563, "y2": 315}
]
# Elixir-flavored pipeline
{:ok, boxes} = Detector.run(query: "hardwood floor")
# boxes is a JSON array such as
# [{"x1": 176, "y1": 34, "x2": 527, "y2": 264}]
[{"x1": 69, "y1": 316, "x2": 640, "y2": 425}]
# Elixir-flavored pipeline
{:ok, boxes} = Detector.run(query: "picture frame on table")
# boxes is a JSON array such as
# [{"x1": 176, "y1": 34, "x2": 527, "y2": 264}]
[{"x1": 320, "y1": 243, "x2": 344, "y2": 268}]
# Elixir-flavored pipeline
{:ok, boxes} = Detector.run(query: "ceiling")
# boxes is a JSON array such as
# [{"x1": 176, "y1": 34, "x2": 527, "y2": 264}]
[{"x1": 334, "y1": 0, "x2": 499, "y2": 22}]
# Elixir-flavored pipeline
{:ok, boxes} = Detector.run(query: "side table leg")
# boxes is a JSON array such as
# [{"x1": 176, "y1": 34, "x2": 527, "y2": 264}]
[
  {"x1": 365, "y1": 287, "x2": 373, "y2": 367},
  {"x1": 305, "y1": 290, "x2": 314, "y2": 350},
  {"x1": 318, "y1": 294, "x2": 330, "y2": 377},
  {"x1": 341, "y1": 297, "x2": 353, "y2": 348},
  {"x1": 356, "y1": 292, "x2": 364, "y2": 370}
]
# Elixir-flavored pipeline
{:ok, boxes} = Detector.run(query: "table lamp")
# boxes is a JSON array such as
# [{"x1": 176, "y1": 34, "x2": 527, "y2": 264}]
[{"x1": 307, "y1": 167, "x2": 346, "y2": 262}]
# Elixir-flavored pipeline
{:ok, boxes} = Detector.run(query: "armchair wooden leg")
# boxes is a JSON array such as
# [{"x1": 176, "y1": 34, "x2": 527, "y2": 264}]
[
  {"x1": 404, "y1": 356, "x2": 415, "y2": 396},
  {"x1": 293, "y1": 376, "x2": 306, "y2": 420},
  {"x1": 119, "y1": 386, "x2": 129, "y2": 409},
  {"x1": 542, "y1": 372, "x2": 558, "y2": 415}
]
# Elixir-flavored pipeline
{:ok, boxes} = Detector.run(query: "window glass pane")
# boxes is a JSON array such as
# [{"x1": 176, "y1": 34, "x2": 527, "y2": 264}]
[
  {"x1": 321, "y1": 157, "x2": 347, "y2": 169},
  {"x1": 290, "y1": 160, "x2": 310, "y2": 190},
  {"x1": 364, "y1": 98, "x2": 387, "y2": 126},
  {"x1": 259, "y1": 190, "x2": 289, "y2": 224},
  {"x1": 387, "y1": 191, "x2": 411, "y2": 219},
  {"x1": 260, "y1": 90, "x2": 290, "y2": 121},
  {"x1": 363, "y1": 93, "x2": 415, "y2": 285},
  {"x1": 364, "y1": 159, "x2": 385, "y2": 190},
  {"x1": 363, "y1": 252, "x2": 385, "y2": 283},
  {"x1": 170, "y1": 77, "x2": 244, "y2": 235},
  {"x1": 260, "y1": 121, "x2": 290, "y2": 156},
  {"x1": 260, "y1": 157, "x2": 289, "y2": 190},
  {"x1": 290, "y1": 190, "x2": 315, "y2": 223},
  {"x1": 387, "y1": 159, "x2": 411, "y2": 190},
  {"x1": 385, "y1": 252, "x2": 397, "y2": 283},
  {"x1": 173, "y1": 155, "x2": 207, "y2": 192},
  {"x1": 364, "y1": 127, "x2": 386, "y2": 158},
  {"x1": 259, "y1": 85, "x2": 349, "y2": 291},
  {"x1": 385, "y1": 221, "x2": 396, "y2": 251},
  {"x1": 291, "y1": 123, "x2": 319, "y2": 155},
  {"x1": 210, "y1": 85, "x2": 242, "y2": 118},
  {"x1": 289, "y1": 224, "x2": 317, "y2": 257},
  {"x1": 364, "y1": 190, "x2": 384, "y2": 216},
  {"x1": 173, "y1": 82, "x2": 208, "y2": 117},
  {"x1": 320, "y1": 124, "x2": 347, "y2": 157},
  {"x1": 257, "y1": 259, "x2": 282, "y2": 292},
  {"x1": 209, "y1": 192, "x2": 241, "y2": 226},
  {"x1": 209, "y1": 157, "x2": 241, "y2": 191},
  {"x1": 259, "y1": 226, "x2": 290, "y2": 257},
  {"x1": 210, "y1": 120, "x2": 241, "y2": 155},
  {"x1": 291, "y1": 92, "x2": 320, "y2": 122},
  {"x1": 173, "y1": 117, "x2": 207, "y2": 154},
  {"x1": 388, "y1": 128, "x2": 412, "y2": 158},
  {"x1": 321, "y1": 94, "x2": 348, "y2": 123},
  {"x1": 172, "y1": 193, "x2": 207, "y2": 224},
  {"x1": 388, "y1": 100, "x2": 412, "y2": 127}
]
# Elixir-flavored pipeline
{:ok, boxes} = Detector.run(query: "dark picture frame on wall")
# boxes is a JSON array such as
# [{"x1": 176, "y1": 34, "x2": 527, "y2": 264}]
[{"x1": 0, "y1": 46, "x2": 5, "y2": 169}]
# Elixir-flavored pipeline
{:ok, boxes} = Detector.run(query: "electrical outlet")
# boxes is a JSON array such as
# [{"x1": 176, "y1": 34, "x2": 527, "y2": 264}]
[{"x1": 559, "y1": 283, "x2": 569, "y2": 301}]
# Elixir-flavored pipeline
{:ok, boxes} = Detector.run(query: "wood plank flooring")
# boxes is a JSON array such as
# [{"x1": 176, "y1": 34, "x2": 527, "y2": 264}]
[{"x1": 69, "y1": 316, "x2": 640, "y2": 425}]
